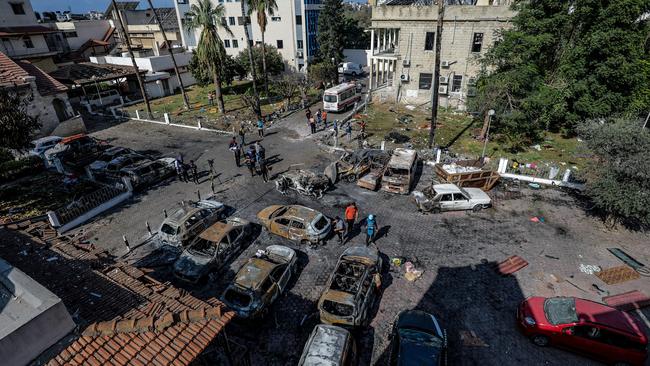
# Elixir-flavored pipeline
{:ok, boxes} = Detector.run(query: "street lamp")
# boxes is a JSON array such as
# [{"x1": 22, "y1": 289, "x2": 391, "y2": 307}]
[
  {"x1": 91, "y1": 75, "x2": 103, "y2": 105},
  {"x1": 481, "y1": 109, "x2": 495, "y2": 160}
]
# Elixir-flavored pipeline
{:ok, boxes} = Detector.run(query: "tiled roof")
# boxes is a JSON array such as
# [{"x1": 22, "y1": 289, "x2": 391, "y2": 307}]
[
  {"x1": 0, "y1": 52, "x2": 68, "y2": 95},
  {"x1": 0, "y1": 25, "x2": 57, "y2": 36},
  {"x1": 1, "y1": 219, "x2": 235, "y2": 366},
  {"x1": 50, "y1": 62, "x2": 142, "y2": 85}
]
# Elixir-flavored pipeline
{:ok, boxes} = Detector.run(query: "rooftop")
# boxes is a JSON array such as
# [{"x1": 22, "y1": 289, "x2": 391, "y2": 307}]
[
  {"x1": 0, "y1": 52, "x2": 68, "y2": 96},
  {"x1": 49, "y1": 62, "x2": 142, "y2": 85}
]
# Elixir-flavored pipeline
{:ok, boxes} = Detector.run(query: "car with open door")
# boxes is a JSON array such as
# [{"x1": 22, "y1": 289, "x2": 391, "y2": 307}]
[
  {"x1": 517, "y1": 296, "x2": 648, "y2": 366},
  {"x1": 221, "y1": 245, "x2": 297, "y2": 319},
  {"x1": 257, "y1": 205, "x2": 331, "y2": 244}
]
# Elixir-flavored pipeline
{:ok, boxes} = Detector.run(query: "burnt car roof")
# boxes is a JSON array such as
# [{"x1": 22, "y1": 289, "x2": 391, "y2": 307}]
[
  {"x1": 198, "y1": 221, "x2": 234, "y2": 242},
  {"x1": 341, "y1": 246, "x2": 379, "y2": 264},
  {"x1": 164, "y1": 206, "x2": 204, "y2": 226},
  {"x1": 300, "y1": 324, "x2": 350, "y2": 365},
  {"x1": 321, "y1": 289, "x2": 355, "y2": 306},
  {"x1": 234, "y1": 258, "x2": 277, "y2": 290}
]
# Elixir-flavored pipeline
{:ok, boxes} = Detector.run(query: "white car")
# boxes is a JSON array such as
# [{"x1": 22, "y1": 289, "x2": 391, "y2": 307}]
[
  {"x1": 338, "y1": 62, "x2": 363, "y2": 76},
  {"x1": 412, "y1": 183, "x2": 491, "y2": 213},
  {"x1": 29, "y1": 136, "x2": 62, "y2": 158}
]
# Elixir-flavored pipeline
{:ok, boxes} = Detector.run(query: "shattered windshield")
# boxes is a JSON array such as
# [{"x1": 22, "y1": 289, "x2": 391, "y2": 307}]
[
  {"x1": 313, "y1": 215, "x2": 328, "y2": 230},
  {"x1": 544, "y1": 297, "x2": 578, "y2": 325},
  {"x1": 224, "y1": 288, "x2": 252, "y2": 307},
  {"x1": 160, "y1": 224, "x2": 178, "y2": 235},
  {"x1": 189, "y1": 238, "x2": 217, "y2": 257},
  {"x1": 399, "y1": 328, "x2": 443, "y2": 348},
  {"x1": 272, "y1": 207, "x2": 288, "y2": 218},
  {"x1": 322, "y1": 300, "x2": 353, "y2": 316}
]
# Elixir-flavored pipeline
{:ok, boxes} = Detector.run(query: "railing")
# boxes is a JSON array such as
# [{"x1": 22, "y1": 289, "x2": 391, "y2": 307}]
[{"x1": 54, "y1": 186, "x2": 127, "y2": 226}]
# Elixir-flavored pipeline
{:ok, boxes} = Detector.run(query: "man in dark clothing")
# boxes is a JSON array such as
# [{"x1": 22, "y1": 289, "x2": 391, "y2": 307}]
[
  {"x1": 181, "y1": 162, "x2": 190, "y2": 183},
  {"x1": 189, "y1": 160, "x2": 199, "y2": 184},
  {"x1": 229, "y1": 137, "x2": 241, "y2": 167},
  {"x1": 333, "y1": 216, "x2": 345, "y2": 244},
  {"x1": 259, "y1": 158, "x2": 269, "y2": 182},
  {"x1": 245, "y1": 148, "x2": 256, "y2": 176}
]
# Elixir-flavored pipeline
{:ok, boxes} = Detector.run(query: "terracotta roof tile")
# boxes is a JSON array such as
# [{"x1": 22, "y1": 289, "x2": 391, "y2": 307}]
[{"x1": 0, "y1": 52, "x2": 67, "y2": 96}]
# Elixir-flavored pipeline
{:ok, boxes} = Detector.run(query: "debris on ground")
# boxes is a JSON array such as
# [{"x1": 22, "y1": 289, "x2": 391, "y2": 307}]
[
  {"x1": 496, "y1": 255, "x2": 528, "y2": 275},
  {"x1": 404, "y1": 261, "x2": 423, "y2": 282},
  {"x1": 384, "y1": 132, "x2": 410, "y2": 143},
  {"x1": 275, "y1": 169, "x2": 330, "y2": 198},
  {"x1": 391, "y1": 257, "x2": 405, "y2": 266},
  {"x1": 595, "y1": 266, "x2": 640, "y2": 285},
  {"x1": 459, "y1": 330, "x2": 488, "y2": 347},
  {"x1": 397, "y1": 114, "x2": 413, "y2": 124},
  {"x1": 578, "y1": 264, "x2": 601, "y2": 275},
  {"x1": 530, "y1": 216, "x2": 545, "y2": 223},
  {"x1": 603, "y1": 290, "x2": 650, "y2": 312},
  {"x1": 607, "y1": 248, "x2": 650, "y2": 277}
]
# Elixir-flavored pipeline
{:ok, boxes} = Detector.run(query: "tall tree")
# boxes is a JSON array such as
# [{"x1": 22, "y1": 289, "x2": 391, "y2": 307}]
[
  {"x1": 472, "y1": 0, "x2": 650, "y2": 148},
  {"x1": 185, "y1": 0, "x2": 233, "y2": 113},
  {"x1": 0, "y1": 87, "x2": 41, "y2": 151},
  {"x1": 234, "y1": 45, "x2": 284, "y2": 78},
  {"x1": 248, "y1": 0, "x2": 278, "y2": 97},
  {"x1": 316, "y1": 0, "x2": 346, "y2": 85},
  {"x1": 240, "y1": 0, "x2": 261, "y2": 117}
]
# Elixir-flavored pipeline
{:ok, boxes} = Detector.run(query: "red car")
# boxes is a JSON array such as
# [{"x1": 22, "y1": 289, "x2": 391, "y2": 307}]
[{"x1": 517, "y1": 296, "x2": 648, "y2": 366}]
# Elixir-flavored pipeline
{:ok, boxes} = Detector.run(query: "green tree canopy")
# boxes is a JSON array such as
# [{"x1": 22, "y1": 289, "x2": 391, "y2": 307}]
[
  {"x1": 235, "y1": 45, "x2": 284, "y2": 80},
  {"x1": 578, "y1": 119, "x2": 650, "y2": 228},
  {"x1": 0, "y1": 87, "x2": 41, "y2": 151},
  {"x1": 316, "y1": 0, "x2": 345, "y2": 83},
  {"x1": 473, "y1": 0, "x2": 650, "y2": 146},
  {"x1": 189, "y1": 51, "x2": 245, "y2": 86}
]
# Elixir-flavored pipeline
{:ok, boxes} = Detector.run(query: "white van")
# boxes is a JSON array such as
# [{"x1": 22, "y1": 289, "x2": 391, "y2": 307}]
[
  {"x1": 81, "y1": 89, "x2": 123, "y2": 108},
  {"x1": 323, "y1": 83, "x2": 361, "y2": 112},
  {"x1": 338, "y1": 62, "x2": 363, "y2": 76}
]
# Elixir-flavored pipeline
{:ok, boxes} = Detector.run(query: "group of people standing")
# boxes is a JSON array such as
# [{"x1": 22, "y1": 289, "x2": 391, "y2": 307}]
[
  {"x1": 229, "y1": 119, "x2": 270, "y2": 182},
  {"x1": 332, "y1": 202, "x2": 379, "y2": 246},
  {"x1": 305, "y1": 108, "x2": 328, "y2": 134},
  {"x1": 174, "y1": 155, "x2": 200, "y2": 184}
]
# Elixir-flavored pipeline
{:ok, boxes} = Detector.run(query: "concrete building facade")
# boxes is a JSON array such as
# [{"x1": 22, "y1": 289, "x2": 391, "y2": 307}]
[
  {"x1": 182, "y1": 0, "x2": 322, "y2": 72},
  {"x1": 369, "y1": 0, "x2": 515, "y2": 110}
]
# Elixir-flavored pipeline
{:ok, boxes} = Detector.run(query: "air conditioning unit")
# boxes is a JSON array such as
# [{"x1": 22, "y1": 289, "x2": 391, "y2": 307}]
[
  {"x1": 441, "y1": 60, "x2": 450, "y2": 68},
  {"x1": 468, "y1": 77, "x2": 477, "y2": 86},
  {"x1": 439, "y1": 76, "x2": 448, "y2": 84},
  {"x1": 402, "y1": 59, "x2": 410, "y2": 67},
  {"x1": 438, "y1": 85, "x2": 448, "y2": 94},
  {"x1": 400, "y1": 74, "x2": 410, "y2": 82}
]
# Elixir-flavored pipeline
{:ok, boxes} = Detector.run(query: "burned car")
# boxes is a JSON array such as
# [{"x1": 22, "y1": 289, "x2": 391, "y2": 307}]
[
  {"x1": 221, "y1": 245, "x2": 297, "y2": 319},
  {"x1": 381, "y1": 148, "x2": 418, "y2": 194},
  {"x1": 173, "y1": 217, "x2": 252, "y2": 283},
  {"x1": 45, "y1": 134, "x2": 107, "y2": 167},
  {"x1": 275, "y1": 169, "x2": 331, "y2": 198},
  {"x1": 120, "y1": 157, "x2": 175, "y2": 189},
  {"x1": 298, "y1": 324, "x2": 358, "y2": 366},
  {"x1": 318, "y1": 246, "x2": 382, "y2": 327},
  {"x1": 88, "y1": 146, "x2": 133, "y2": 171},
  {"x1": 158, "y1": 199, "x2": 225, "y2": 248},
  {"x1": 92, "y1": 153, "x2": 151, "y2": 181},
  {"x1": 412, "y1": 183, "x2": 491, "y2": 213},
  {"x1": 326, "y1": 149, "x2": 390, "y2": 184},
  {"x1": 257, "y1": 205, "x2": 331, "y2": 244}
]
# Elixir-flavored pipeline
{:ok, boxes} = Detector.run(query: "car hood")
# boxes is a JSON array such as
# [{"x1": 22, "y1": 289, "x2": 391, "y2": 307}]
[
  {"x1": 257, "y1": 205, "x2": 283, "y2": 223},
  {"x1": 522, "y1": 297, "x2": 549, "y2": 325},
  {"x1": 173, "y1": 252, "x2": 212, "y2": 277},
  {"x1": 464, "y1": 188, "x2": 490, "y2": 201},
  {"x1": 397, "y1": 338, "x2": 443, "y2": 366}
]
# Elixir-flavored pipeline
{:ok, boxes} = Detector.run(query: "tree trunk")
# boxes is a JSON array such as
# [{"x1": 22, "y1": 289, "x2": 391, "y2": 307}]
[
  {"x1": 479, "y1": 111, "x2": 490, "y2": 140},
  {"x1": 261, "y1": 32, "x2": 269, "y2": 97},
  {"x1": 240, "y1": 2, "x2": 261, "y2": 117},
  {"x1": 213, "y1": 69, "x2": 225, "y2": 113}
]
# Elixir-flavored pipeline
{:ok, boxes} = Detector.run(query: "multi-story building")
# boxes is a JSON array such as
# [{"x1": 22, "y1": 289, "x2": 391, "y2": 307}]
[
  {"x1": 173, "y1": 0, "x2": 197, "y2": 50},
  {"x1": 180, "y1": 0, "x2": 323, "y2": 72},
  {"x1": 368, "y1": 0, "x2": 515, "y2": 110}
]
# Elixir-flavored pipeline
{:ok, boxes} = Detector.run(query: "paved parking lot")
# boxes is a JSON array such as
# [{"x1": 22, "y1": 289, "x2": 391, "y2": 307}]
[{"x1": 76, "y1": 117, "x2": 650, "y2": 365}]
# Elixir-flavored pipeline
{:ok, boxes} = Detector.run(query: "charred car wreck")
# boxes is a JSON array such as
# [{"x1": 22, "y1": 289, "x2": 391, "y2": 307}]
[
  {"x1": 381, "y1": 148, "x2": 418, "y2": 195},
  {"x1": 275, "y1": 169, "x2": 331, "y2": 198},
  {"x1": 158, "y1": 198, "x2": 225, "y2": 248},
  {"x1": 318, "y1": 246, "x2": 382, "y2": 327},
  {"x1": 326, "y1": 149, "x2": 390, "y2": 184},
  {"x1": 257, "y1": 205, "x2": 331, "y2": 245}
]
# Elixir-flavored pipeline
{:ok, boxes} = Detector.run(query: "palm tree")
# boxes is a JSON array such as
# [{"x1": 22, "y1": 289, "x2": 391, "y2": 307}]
[
  {"x1": 248, "y1": 0, "x2": 277, "y2": 97},
  {"x1": 240, "y1": 0, "x2": 261, "y2": 117},
  {"x1": 185, "y1": 0, "x2": 233, "y2": 113}
]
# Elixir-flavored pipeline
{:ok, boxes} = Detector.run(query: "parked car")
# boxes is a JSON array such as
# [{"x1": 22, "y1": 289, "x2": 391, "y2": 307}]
[
  {"x1": 221, "y1": 245, "x2": 297, "y2": 319},
  {"x1": 120, "y1": 157, "x2": 175, "y2": 189},
  {"x1": 381, "y1": 148, "x2": 418, "y2": 194},
  {"x1": 44, "y1": 134, "x2": 106, "y2": 166},
  {"x1": 338, "y1": 62, "x2": 363, "y2": 76},
  {"x1": 298, "y1": 324, "x2": 358, "y2": 366},
  {"x1": 80, "y1": 89, "x2": 123, "y2": 108},
  {"x1": 318, "y1": 246, "x2": 382, "y2": 327},
  {"x1": 412, "y1": 183, "x2": 491, "y2": 213},
  {"x1": 158, "y1": 199, "x2": 225, "y2": 248},
  {"x1": 388, "y1": 310, "x2": 448, "y2": 366},
  {"x1": 173, "y1": 217, "x2": 252, "y2": 283},
  {"x1": 29, "y1": 136, "x2": 62, "y2": 158},
  {"x1": 92, "y1": 153, "x2": 151, "y2": 181},
  {"x1": 518, "y1": 296, "x2": 648, "y2": 366},
  {"x1": 257, "y1": 205, "x2": 331, "y2": 244},
  {"x1": 88, "y1": 147, "x2": 134, "y2": 171}
]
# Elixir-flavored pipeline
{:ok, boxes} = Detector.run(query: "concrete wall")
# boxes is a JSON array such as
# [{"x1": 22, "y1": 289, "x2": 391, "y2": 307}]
[
  {"x1": 54, "y1": 20, "x2": 112, "y2": 50},
  {"x1": 0, "y1": 0, "x2": 39, "y2": 27},
  {"x1": 370, "y1": 3, "x2": 516, "y2": 109},
  {"x1": 343, "y1": 49, "x2": 370, "y2": 67},
  {"x1": 174, "y1": 0, "x2": 197, "y2": 48},
  {"x1": 95, "y1": 52, "x2": 193, "y2": 72},
  {"x1": 16, "y1": 78, "x2": 74, "y2": 136},
  {"x1": 0, "y1": 34, "x2": 51, "y2": 59}
]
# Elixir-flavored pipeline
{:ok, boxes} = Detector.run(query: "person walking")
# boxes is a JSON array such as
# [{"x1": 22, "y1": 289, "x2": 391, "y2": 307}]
[
  {"x1": 309, "y1": 116, "x2": 316, "y2": 134},
  {"x1": 229, "y1": 137, "x2": 241, "y2": 167},
  {"x1": 255, "y1": 142, "x2": 266, "y2": 161},
  {"x1": 244, "y1": 148, "x2": 256, "y2": 177},
  {"x1": 333, "y1": 119, "x2": 339, "y2": 147},
  {"x1": 322, "y1": 110, "x2": 328, "y2": 128},
  {"x1": 189, "y1": 160, "x2": 199, "y2": 184},
  {"x1": 345, "y1": 122, "x2": 352, "y2": 142},
  {"x1": 259, "y1": 157, "x2": 269, "y2": 182},
  {"x1": 316, "y1": 108, "x2": 322, "y2": 128},
  {"x1": 257, "y1": 117, "x2": 265, "y2": 138},
  {"x1": 238, "y1": 126, "x2": 246, "y2": 146},
  {"x1": 365, "y1": 214, "x2": 378, "y2": 245},
  {"x1": 344, "y1": 202, "x2": 359, "y2": 241},
  {"x1": 174, "y1": 158, "x2": 185, "y2": 182},
  {"x1": 333, "y1": 216, "x2": 345, "y2": 244},
  {"x1": 207, "y1": 92, "x2": 214, "y2": 106},
  {"x1": 305, "y1": 108, "x2": 312, "y2": 122}
]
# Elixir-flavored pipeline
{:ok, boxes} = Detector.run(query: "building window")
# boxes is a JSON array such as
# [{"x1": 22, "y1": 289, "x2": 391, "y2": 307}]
[
  {"x1": 177, "y1": 0, "x2": 189, "y2": 3},
  {"x1": 224, "y1": 39, "x2": 231, "y2": 48},
  {"x1": 232, "y1": 39, "x2": 238, "y2": 48},
  {"x1": 10, "y1": 2, "x2": 25, "y2": 15},
  {"x1": 228, "y1": 17, "x2": 235, "y2": 26},
  {"x1": 297, "y1": 40, "x2": 303, "y2": 49},
  {"x1": 23, "y1": 36, "x2": 34, "y2": 48},
  {"x1": 296, "y1": 15, "x2": 302, "y2": 25},
  {"x1": 63, "y1": 31, "x2": 78, "y2": 38},
  {"x1": 452, "y1": 75, "x2": 463, "y2": 92},
  {"x1": 471, "y1": 33, "x2": 483, "y2": 53},
  {"x1": 237, "y1": 16, "x2": 250, "y2": 25},
  {"x1": 276, "y1": 40, "x2": 283, "y2": 49},
  {"x1": 219, "y1": 0, "x2": 224, "y2": 2},
  {"x1": 271, "y1": 16, "x2": 281, "y2": 22},
  {"x1": 419, "y1": 73, "x2": 432, "y2": 90},
  {"x1": 424, "y1": 32, "x2": 435, "y2": 51}
]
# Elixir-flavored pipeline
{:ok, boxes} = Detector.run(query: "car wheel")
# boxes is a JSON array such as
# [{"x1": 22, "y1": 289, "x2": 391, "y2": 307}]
[
  {"x1": 472, "y1": 204, "x2": 483, "y2": 212},
  {"x1": 531, "y1": 334, "x2": 550, "y2": 347},
  {"x1": 346, "y1": 174, "x2": 356, "y2": 183}
]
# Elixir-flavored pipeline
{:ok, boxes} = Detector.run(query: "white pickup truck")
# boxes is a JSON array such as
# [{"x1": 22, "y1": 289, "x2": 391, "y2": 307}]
[{"x1": 412, "y1": 183, "x2": 491, "y2": 213}]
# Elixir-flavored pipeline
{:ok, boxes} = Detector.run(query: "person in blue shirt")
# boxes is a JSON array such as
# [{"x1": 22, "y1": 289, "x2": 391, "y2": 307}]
[
  {"x1": 365, "y1": 214, "x2": 379, "y2": 245},
  {"x1": 257, "y1": 117, "x2": 265, "y2": 137}
]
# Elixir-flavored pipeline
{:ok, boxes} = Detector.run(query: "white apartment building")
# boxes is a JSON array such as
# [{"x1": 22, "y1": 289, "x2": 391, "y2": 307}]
[
  {"x1": 369, "y1": 0, "x2": 515, "y2": 110},
  {"x1": 179, "y1": 0, "x2": 323, "y2": 72}
]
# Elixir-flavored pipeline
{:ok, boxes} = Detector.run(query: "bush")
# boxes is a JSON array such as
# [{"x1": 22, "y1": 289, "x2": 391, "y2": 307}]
[
  {"x1": 0, "y1": 149, "x2": 13, "y2": 164},
  {"x1": 0, "y1": 156, "x2": 43, "y2": 183}
]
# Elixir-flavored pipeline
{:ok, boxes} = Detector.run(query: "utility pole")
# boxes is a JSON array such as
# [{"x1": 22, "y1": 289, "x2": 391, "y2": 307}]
[
  {"x1": 145, "y1": 0, "x2": 190, "y2": 110},
  {"x1": 428, "y1": 0, "x2": 445, "y2": 149},
  {"x1": 111, "y1": 0, "x2": 152, "y2": 117}
]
